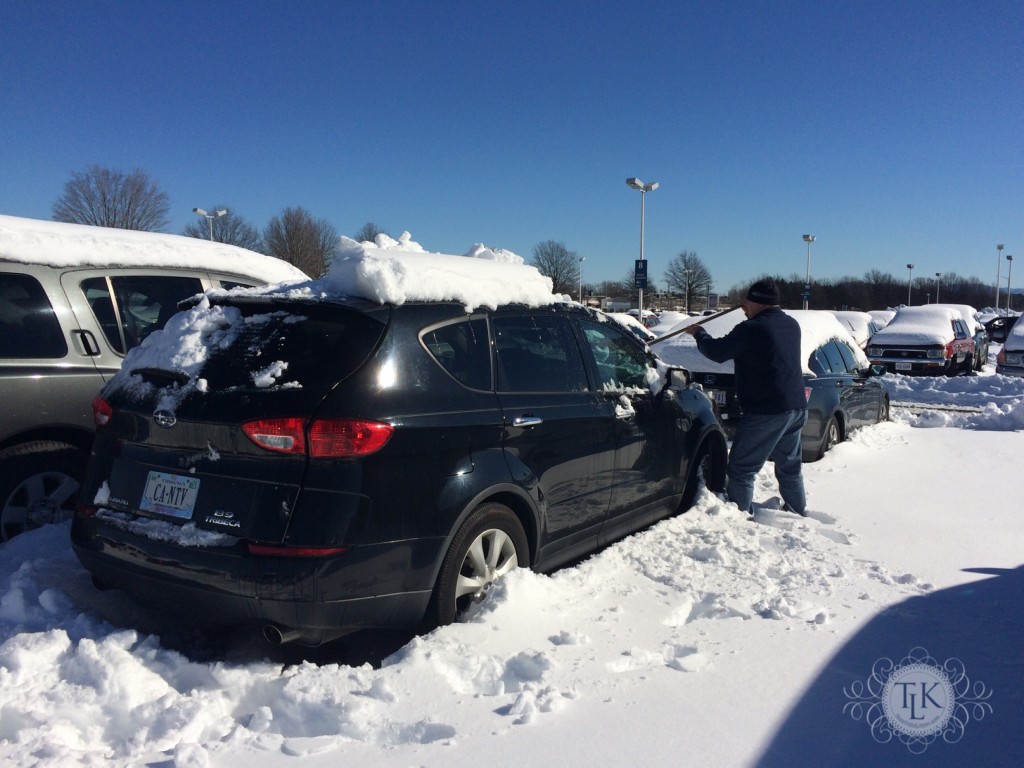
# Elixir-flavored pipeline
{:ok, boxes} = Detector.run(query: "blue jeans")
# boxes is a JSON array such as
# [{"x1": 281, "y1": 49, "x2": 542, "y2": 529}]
[{"x1": 727, "y1": 409, "x2": 808, "y2": 514}]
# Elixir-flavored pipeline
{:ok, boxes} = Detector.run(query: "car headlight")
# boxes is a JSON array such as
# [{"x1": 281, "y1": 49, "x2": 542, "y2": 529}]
[
  {"x1": 868, "y1": 347, "x2": 881, "y2": 357},
  {"x1": 1005, "y1": 353, "x2": 1023, "y2": 367},
  {"x1": 926, "y1": 349, "x2": 944, "y2": 359}
]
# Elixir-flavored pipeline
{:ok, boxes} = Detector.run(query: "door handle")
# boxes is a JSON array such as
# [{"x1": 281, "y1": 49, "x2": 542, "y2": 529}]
[
  {"x1": 73, "y1": 329, "x2": 101, "y2": 356},
  {"x1": 512, "y1": 415, "x2": 544, "y2": 428}
]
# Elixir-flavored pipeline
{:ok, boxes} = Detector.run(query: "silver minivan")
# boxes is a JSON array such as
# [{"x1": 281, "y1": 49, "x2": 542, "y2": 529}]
[{"x1": 0, "y1": 214, "x2": 308, "y2": 540}]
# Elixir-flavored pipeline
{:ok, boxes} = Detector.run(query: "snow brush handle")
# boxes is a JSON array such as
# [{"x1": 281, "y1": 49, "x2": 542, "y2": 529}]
[{"x1": 649, "y1": 305, "x2": 741, "y2": 345}]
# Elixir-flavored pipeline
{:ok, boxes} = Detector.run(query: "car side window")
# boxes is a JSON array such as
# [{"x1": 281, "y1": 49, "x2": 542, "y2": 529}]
[
  {"x1": 953, "y1": 320, "x2": 968, "y2": 340},
  {"x1": 835, "y1": 340, "x2": 860, "y2": 373},
  {"x1": 81, "y1": 275, "x2": 204, "y2": 354},
  {"x1": 421, "y1": 316, "x2": 492, "y2": 390},
  {"x1": 493, "y1": 314, "x2": 589, "y2": 393},
  {"x1": 0, "y1": 272, "x2": 67, "y2": 359},
  {"x1": 809, "y1": 348, "x2": 830, "y2": 376},
  {"x1": 217, "y1": 280, "x2": 258, "y2": 291},
  {"x1": 578, "y1": 318, "x2": 652, "y2": 391},
  {"x1": 820, "y1": 341, "x2": 846, "y2": 374}
]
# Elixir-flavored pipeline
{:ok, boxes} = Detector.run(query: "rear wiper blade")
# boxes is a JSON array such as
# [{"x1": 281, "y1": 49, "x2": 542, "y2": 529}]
[{"x1": 131, "y1": 367, "x2": 190, "y2": 387}]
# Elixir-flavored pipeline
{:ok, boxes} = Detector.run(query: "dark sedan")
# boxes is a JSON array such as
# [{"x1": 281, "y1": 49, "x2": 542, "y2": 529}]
[{"x1": 656, "y1": 311, "x2": 889, "y2": 462}]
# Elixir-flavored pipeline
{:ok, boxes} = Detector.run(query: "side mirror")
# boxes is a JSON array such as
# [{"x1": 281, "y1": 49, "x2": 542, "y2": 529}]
[
  {"x1": 667, "y1": 367, "x2": 691, "y2": 390},
  {"x1": 869, "y1": 364, "x2": 886, "y2": 377}
]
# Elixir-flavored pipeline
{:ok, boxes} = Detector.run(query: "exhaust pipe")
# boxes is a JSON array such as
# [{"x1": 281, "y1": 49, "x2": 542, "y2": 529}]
[{"x1": 263, "y1": 624, "x2": 303, "y2": 646}]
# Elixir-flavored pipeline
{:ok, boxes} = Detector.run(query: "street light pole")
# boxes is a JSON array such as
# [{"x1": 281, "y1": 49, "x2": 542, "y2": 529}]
[
  {"x1": 935, "y1": 272, "x2": 941, "y2": 304},
  {"x1": 802, "y1": 234, "x2": 815, "y2": 309},
  {"x1": 996, "y1": 243, "x2": 1005, "y2": 311},
  {"x1": 1007, "y1": 254, "x2": 1014, "y2": 315},
  {"x1": 906, "y1": 263, "x2": 914, "y2": 305},
  {"x1": 578, "y1": 256, "x2": 585, "y2": 304},
  {"x1": 192, "y1": 207, "x2": 227, "y2": 241},
  {"x1": 626, "y1": 177, "x2": 659, "y2": 317},
  {"x1": 684, "y1": 268, "x2": 691, "y2": 314}
]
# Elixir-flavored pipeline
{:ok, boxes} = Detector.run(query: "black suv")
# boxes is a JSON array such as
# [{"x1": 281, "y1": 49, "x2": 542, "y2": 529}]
[{"x1": 72, "y1": 295, "x2": 726, "y2": 645}]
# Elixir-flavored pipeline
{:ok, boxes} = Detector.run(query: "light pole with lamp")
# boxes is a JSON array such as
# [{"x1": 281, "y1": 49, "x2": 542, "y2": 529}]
[
  {"x1": 1007, "y1": 254, "x2": 1014, "y2": 315},
  {"x1": 802, "y1": 234, "x2": 815, "y2": 309},
  {"x1": 995, "y1": 244, "x2": 1005, "y2": 310},
  {"x1": 193, "y1": 207, "x2": 227, "y2": 241},
  {"x1": 626, "y1": 177, "x2": 658, "y2": 317},
  {"x1": 935, "y1": 272, "x2": 941, "y2": 304},
  {"x1": 578, "y1": 256, "x2": 585, "y2": 304},
  {"x1": 906, "y1": 264, "x2": 914, "y2": 305}
]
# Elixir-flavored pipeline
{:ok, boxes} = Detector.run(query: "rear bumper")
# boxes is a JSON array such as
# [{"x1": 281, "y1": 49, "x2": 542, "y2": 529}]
[{"x1": 71, "y1": 515, "x2": 442, "y2": 640}]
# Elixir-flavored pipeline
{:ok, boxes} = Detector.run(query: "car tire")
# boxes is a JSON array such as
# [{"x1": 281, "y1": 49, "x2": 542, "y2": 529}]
[
  {"x1": 816, "y1": 416, "x2": 841, "y2": 461},
  {"x1": 0, "y1": 440, "x2": 87, "y2": 541},
  {"x1": 680, "y1": 439, "x2": 725, "y2": 511},
  {"x1": 426, "y1": 503, "x2": 529, "y2": 628}
]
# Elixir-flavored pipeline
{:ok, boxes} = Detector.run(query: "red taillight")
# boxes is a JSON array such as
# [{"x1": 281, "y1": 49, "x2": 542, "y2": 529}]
[
  {"x1": 242, "y1": 418, "x2": 307, "y2": 454},
  {"x1": 246, "y1": 543, "x2": 351, "y2": 557},
  {"x1": 804, "y1": 386, "x2": 812, "y2": 402},
  {"x1": 308, "y1": 419, "x2": 393, "y2": 457},
  {"x1": 92, "y1": 395, "x2": 113, "y2": 427},
  {"x1": 75, "y1": 502, "x2": 97, "y2": 518},
  {"x1": 242, "y1": 418, "x2": 393, "y2": 457}
]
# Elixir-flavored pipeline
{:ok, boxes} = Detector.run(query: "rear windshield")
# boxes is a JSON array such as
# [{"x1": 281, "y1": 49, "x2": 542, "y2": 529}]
[{"x1": 198, "y1": 303, "x2": 387, "y2": 391}]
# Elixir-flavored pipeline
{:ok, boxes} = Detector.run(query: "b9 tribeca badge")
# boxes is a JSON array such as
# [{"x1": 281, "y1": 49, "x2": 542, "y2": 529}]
[{"x1": 205, "y1": 509, "x2": 241, "y2": 529}]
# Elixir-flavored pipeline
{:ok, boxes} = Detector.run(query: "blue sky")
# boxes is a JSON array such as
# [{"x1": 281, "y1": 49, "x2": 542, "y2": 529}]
[{"x1": 2, "y1": 1, "x2": 1021, "y2": 294}]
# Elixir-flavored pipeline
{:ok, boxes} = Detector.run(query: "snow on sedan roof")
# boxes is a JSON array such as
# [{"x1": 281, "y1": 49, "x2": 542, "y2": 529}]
[
  {"x1": 653, "y1": 309, "x2": 866, "y2": 375},
  {"x1": 933, "y1": 303, "x2": 983, "y2": 332},
  {"x1": 269, "y1": 231, "x2": 562, "y2": 311},
  {"x1": 0, "y1": 214, "x2": 309, "y2": 284},
  {"x1": 870, "y1": 305, "x2": 959, "y2": 345}
]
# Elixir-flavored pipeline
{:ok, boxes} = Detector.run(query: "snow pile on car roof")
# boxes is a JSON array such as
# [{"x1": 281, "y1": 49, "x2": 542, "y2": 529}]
[
  {"x1": 870, "y1": 306, "x2": 958, "y2": 345},
  {"x1": 0, "y1": 214, "x2": 309, "y2": 284},
  {"x1": 278, "y1": 232, "x2": 561, "y2": 311}
]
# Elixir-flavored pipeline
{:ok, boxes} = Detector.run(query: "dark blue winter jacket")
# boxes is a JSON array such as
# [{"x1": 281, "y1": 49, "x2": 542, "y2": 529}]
[{"x1": 693, "y1": 307, "x2": 806, "y2": 415}]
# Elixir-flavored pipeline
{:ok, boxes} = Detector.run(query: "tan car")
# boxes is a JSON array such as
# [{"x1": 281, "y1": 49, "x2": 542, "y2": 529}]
[{"x1": 0, "y1": 215, "x2": 308, "y2": 540}]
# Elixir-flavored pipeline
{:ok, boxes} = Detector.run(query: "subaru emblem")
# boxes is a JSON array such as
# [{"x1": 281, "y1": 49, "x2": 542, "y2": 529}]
[{"x1": 153, "y1": 410, "x2": 177, "y2": 429}]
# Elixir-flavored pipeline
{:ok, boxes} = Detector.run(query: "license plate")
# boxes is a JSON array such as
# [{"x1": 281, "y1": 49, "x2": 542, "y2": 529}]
[
  {"x1": 712, "y1": 389, "x2": 727, "y2": 405},
  {"x1": 140, "y1": 471, "x2": 200, "y2": 519},
  {"x1": 895, "y1": 361, "x2": 913, "y2": 371}
]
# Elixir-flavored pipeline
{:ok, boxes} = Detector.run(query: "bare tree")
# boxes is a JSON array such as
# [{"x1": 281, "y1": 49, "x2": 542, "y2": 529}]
[
  {"x1": 181, "y1": 206, "x2": 264, "y2": 252},
  {"x1": 52, "y1": 165, "x2": 171, "y2": 231},
  {"x1": 354, "y1": 221, "x2": 387, "y2": 243},
  {"x1": 263, "y1": 207, "x2": 338, "y2": 278},
  {"x1": 531, "y1": 240, "x2": 582, "y2": 295},
  {"x1": 663, "y1": 251, "x2": 713, "y2": 312}
]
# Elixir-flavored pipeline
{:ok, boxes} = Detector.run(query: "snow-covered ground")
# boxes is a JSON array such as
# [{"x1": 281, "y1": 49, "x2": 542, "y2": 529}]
[
  {"x1": 1, "y1": 366, "x2": 1022, "y2": 767},
  {"x1": 1, "y1": 232, "x2": 1022, "y2": 766}
]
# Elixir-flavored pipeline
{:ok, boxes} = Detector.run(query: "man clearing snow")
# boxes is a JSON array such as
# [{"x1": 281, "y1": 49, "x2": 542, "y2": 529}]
[{"x1": 683, "y1": 280, "x2": 808, "y2": 517}]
